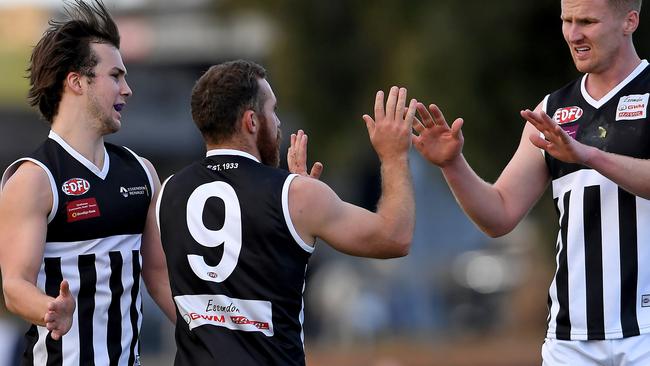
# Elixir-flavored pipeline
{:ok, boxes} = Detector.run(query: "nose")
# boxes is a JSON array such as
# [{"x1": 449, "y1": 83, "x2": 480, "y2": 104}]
[
  {"x1": 122, "y1": 79, "x2": 133, "y2": 98},
  {"x1": 564, "y1": 22, "x2": 583, "y2": 43}
]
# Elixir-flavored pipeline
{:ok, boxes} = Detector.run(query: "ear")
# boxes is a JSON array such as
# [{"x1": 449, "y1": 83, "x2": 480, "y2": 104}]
[
  {"x1": 64, "y1": 71, "x2": 84, "y2": 95},
  {"x1": 623, "y1": 10, "x2": 639, "y2": 35},
  {"x1": 242, "y1": 110, "x2": 257, "y2": 134}
]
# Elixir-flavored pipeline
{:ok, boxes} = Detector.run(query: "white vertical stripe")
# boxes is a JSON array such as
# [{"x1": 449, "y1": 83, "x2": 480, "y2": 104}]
[
  {"x1": 546, "y1": 202, "x2": 565, "y2": 337},
  {"x1": 119, "y1": 251, "x2": 134, "y2": 366},
  {"x1": 134, "y1": 252, "x2": 143, "y2": 363},
  {"x1": 93, "y1": 250, "x2": 111, "y2": 365},
  {"x1": 60, "y1": 254, "x2": 81, "y2": 365},
  {"x1": 34, "y1": 268, "x2": 48, "y2": 365},
  {"x1": 567, "y1": 186, "x2": 587, "y2": 337},
  {"x1": 636, "y1": 197, "x2": 650, "y2": 330},
  {"x1": 600, "y1": 181, "x2": 622, "y2": 336}
]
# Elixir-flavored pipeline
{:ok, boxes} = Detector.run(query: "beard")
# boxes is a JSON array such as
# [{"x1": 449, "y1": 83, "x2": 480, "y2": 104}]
[
  {"x1": 88, "y1": 91, "x2": 120, "y2": 135},
  {"x1": 256, "y1": 114, "x2": 281, "y2": 167}
]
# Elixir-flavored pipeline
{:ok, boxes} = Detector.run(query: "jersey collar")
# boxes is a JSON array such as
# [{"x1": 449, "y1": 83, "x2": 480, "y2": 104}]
[
  {"x1": 48, "y1": 130, "x2": 110, "y2": 180},
  {"x1": 206, "y1": 149, "x2": 260, "y2": 163},
  {"x1": 580, "y1": 59, "x2": 649, "y2": 109}
]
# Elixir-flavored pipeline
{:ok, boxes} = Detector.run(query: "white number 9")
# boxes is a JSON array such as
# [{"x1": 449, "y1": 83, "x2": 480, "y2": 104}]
[{"x1": 186, "y1": 181, "x2": 242, "y2": 282}]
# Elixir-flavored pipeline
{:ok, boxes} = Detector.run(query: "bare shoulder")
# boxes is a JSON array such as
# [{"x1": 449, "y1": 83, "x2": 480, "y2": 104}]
[
  {"x1": 1, "y1": 161, "x2": 52, "y2": 212},
  {"x1": 288, "y1": 175, "x2": 336, "y2": 206}
]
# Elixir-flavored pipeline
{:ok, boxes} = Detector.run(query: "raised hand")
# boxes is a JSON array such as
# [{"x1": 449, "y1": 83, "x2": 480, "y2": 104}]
[
  {"x1": 288, "y1": 129, "x2": 324, "y2": 179},
  {"x1": 362, "y1": 86, "x2": 417, "y2": 161},
  {"x1": 44, "y1": 280, "x2": 75, "y2": 341},
  {"x1": 412, "y1": 103, "x2": 464, "y2": 167},
  {"x1": 521, "y1": 108, "x2": 592, "y2": 164}
]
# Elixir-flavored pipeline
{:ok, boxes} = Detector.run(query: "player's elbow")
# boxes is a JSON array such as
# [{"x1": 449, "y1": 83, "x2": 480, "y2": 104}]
[
  {"x1": 379, "y1": 234, "x2": 412, "y2": 258},
  {"x1": 3, "y1": 282, "x2": 22, "y2": 316},
  {"x1": 480, "y1": 223, "x2": 514, "y2": 238}
]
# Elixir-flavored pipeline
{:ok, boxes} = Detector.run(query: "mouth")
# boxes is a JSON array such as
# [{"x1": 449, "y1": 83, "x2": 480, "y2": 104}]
[
  {"x1": 574, "y1": 46, "x2": 591, "y2": 56},
  {"x1": 114, "y1": 103, "x2": 125, "y2": 112}
]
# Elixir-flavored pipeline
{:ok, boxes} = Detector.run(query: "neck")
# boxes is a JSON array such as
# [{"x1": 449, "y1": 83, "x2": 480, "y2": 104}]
[
  {"x1": 585, "y1": 50, "x2": 641, "y2": 100},
  {"x1": 206, "y1": 137, "x2": 261, "y2": 161},
  {"x1": 51, "y1": 119, "x2": 106, "y2": 169}
]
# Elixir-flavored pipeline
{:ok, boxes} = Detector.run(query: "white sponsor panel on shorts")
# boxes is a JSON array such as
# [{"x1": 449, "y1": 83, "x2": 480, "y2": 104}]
[{"x1": 174, "y1": 294, "x2": 274, "y2": 336}]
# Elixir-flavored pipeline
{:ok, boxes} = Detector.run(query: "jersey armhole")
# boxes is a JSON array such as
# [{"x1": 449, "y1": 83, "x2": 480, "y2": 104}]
[
  {"x1": 282, "y1": 174, "x2": 315, "y2": 254},
  {"x1": 123, "y1": 146, "x2": 155, "y2": 197},
  {"x1": 155, "y1": 175, "x2": 174, "y2": 237},
  {"x1": 540, "y1": 94, "x2": 551, "y2": 157},
  {"x1": 2, "y1": 158, "x2": 59, "y2": 223}
]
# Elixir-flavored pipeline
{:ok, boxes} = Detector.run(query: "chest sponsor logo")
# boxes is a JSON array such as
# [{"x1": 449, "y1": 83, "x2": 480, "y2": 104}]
[
  {"x1": 66, "y1": 197, "x2": 101, "y2": 222},
  {"x1": 616, "y1": 93, "x2": 649, "y2": 121},
  {"x1": 643, "y1": 294, "x2": 650, "y2": 308},
  {"x1": 61, "y1": 178, "x2": 90, "y2": 196},
  {"x1": 119, "y1": 185, "x2": 148, "y2": 198},
  {"x1": 552, "y1": 106, "x2": 583, "y2": 125},
  {"x1": 174, "y1": 294, "x2": 274, "y2": 337}
]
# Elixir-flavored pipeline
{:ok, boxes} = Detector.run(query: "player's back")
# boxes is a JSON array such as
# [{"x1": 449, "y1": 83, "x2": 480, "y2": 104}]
[{"x1": 157, "y1": 149, "x2": 313, "y2": 366}]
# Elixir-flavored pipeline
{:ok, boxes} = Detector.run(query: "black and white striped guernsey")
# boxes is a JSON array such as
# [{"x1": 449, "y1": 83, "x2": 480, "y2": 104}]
[
  {"x1": 156, "y1": 149, "x2": 313, "y2": 366},
  {"x1": 542, "y1": 60, "x2": 650, "y2": 341},
  {"x1": 1, "y1": 131, "x2": 153, "y2": 365}
]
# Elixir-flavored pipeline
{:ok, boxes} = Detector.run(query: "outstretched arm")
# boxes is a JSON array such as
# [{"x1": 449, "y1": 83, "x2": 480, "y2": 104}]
[
  {"x1": 413, "y1": 102, "x2": 550, "y2": 237},
  {"x1": 140, "y1": 159, "x2": 176, "y2": 323},
  {"x1": 521, "y1": 108, "x2": 650, "y2": 199},
  {"x1": 289, "y1": 86, "x2": 416, "y2": 258},
  {"x1": 0, "y1": 162, "x2": 75, "y2": 338}
]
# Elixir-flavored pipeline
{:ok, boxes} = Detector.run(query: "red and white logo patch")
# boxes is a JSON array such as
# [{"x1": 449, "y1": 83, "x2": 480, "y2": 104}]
[
  {"x1": 552, "y1": 106, "x2": 583, "y2": 124},
  {"x1": 616, "y1": 93, "x2": 649, "y2": 121},
  {"x1": 62, "y1": 178, "x2": 90, "y2": 196},
  {"x1": 66, "y1": 197, "x2": 101, "y2": 222}
]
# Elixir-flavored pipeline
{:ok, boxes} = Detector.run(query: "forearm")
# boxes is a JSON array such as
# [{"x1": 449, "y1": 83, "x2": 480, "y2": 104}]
[
  {"x1": 375, "y1": 156, "x2": 415, "y2": 256},
  {"x1": 441, "y1": 155, "x2": 515, "y2": 237},
  {"x1": 585, "y1": 147, "x2": 650, "y2": 199},
  {"x1": 143, "y1": 272, "x2": 177, "y2": 323},
  {"x1": 3, "y1": 278, "x2": 53, "y2": 326}
]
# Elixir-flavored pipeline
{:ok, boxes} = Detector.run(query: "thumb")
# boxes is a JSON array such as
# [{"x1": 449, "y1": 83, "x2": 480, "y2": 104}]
[
  {"x1": 362, "y1": 115, "x2": 375, "y2": 135},
  {"x1": 59, "y1": 280, "x2": 70, "y2": 297},
  {"x1": 451, "y1": 118, "x2": 464, "y2": 138},
  {"x1": 309, "y1": 162, "x2": 324, "y2": 180}
]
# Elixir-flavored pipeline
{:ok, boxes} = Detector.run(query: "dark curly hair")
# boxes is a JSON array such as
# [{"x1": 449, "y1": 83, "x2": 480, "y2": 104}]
[
  {"x1": 191, "y1": 60, "x2": 267, "y2": 145},
  {"x1": 27, "y1": 0, "x2": 120, "y2": 123}
]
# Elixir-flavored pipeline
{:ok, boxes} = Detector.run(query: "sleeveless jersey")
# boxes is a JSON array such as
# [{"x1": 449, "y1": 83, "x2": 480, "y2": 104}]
[
  {"x1": 543, "y1": 60, "x2": 650, "y2": 340},
  {"x1": 1, "y1": 131, "x2": 153, "y2": 365},
  {"x1": 156, "y1": 149, "x2": 313, "y2": 366}
]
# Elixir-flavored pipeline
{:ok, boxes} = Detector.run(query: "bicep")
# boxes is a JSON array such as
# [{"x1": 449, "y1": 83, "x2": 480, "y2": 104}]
[
  {"x1": 0, "y1": 164, "x2": 51, "y2": 284},
  {"x1": 290, "y1": 178, "x2": 389, "y2": 257}
]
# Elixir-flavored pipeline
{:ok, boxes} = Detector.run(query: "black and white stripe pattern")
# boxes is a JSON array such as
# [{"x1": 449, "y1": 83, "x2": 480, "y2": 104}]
[
  {"x1": 547, "y1": 169, "x2": 650, "y2": 340},
  {"x1": 26, "y1": 236, "x2": 143, "y2": 365}
]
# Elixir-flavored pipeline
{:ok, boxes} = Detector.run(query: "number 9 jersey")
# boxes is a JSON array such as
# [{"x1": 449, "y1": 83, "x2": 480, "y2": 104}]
[{"x1": 156, "y1": 149, "x2": 314, "y2": 366}]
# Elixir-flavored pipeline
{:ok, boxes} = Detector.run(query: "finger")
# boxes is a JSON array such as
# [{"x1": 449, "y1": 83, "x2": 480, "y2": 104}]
[
  {"x1": 385, "y1": 86, "x2": 399, "y2": 121},
  {"x1": 395, "y1": 87, "x2": 407, "y2": 123},
  {"x1": 529, "y1": 133, "x2": 549, "y2": 150},
  {"x1": 50, "y1": 331, "x2": 61, "y2": 341},
  {"x1": 309, "y1": 162, "x2": 324, "y2": 180},
  {"x1": 374, "y1": 90, "x2": 385, "y2": 122},
  {"x1": 362, "y1": 114, "x2": 375, "y2": 135},
  {"x1": 404, "y1": 98, "x2": 417, "y2": 125},
  {"x1": 59, "y1": 280, "x2": 70, "y2": 297},
  {"x1": 450, "y1": 118, "x2": 464, "y2": 139},
  {"x1": 416, "y1": 103, "x2": 435, "y2": 128},
  {"x1": 429, "y1": 104, "x2": 451, "y2": 129},
  {"x1": 290, "y1": 133, "x2": 297, "y2": 149},
  {"x1": 412, "y1": 116, "x2": 425, "y2": 134}
]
